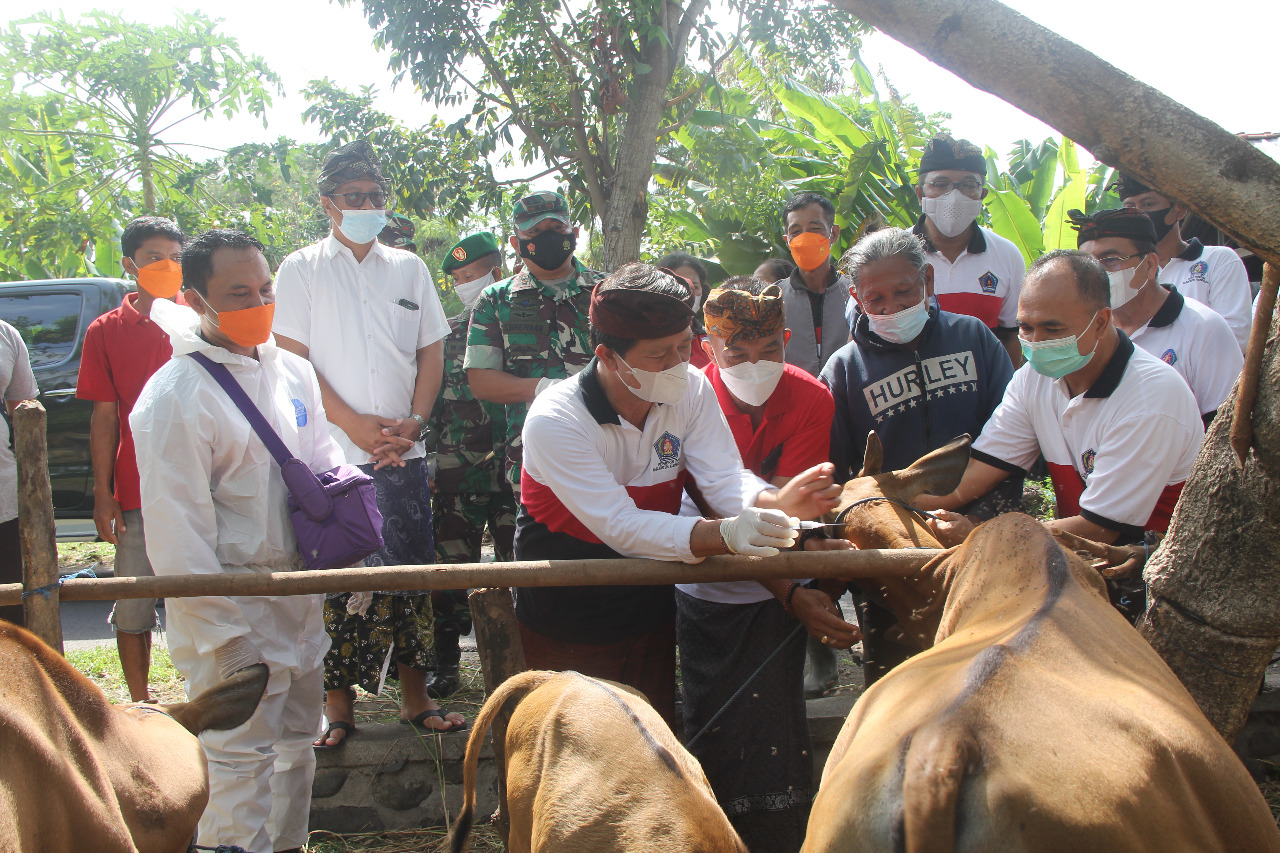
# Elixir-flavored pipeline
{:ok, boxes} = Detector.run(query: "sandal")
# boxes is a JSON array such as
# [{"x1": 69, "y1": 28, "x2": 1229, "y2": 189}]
[
  {"x1": 313, "y1": 720, "x2": 356, "y2": 750},
  {"x1": 401, "y1": 708, "x2": 467, "y2": 732}
]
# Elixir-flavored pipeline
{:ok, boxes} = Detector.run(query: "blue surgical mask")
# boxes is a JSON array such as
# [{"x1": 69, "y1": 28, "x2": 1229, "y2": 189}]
[
  {"x1": 337, "y1": 209, "x2": 388, "y2": 245},
  {"x1": 1020, "y1": 310, "x2": 1101, "y2": 379}
]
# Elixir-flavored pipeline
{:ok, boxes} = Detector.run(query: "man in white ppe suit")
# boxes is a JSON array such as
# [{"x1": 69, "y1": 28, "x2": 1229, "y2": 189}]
[{"x1": 132, "y1": 228, "x2": 344, "y2": 853}]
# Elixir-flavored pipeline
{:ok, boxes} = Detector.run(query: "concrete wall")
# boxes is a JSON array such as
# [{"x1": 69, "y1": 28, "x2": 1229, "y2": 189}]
[{"x1": 311, "y1": 724, "x2": 499, "y2": 834}]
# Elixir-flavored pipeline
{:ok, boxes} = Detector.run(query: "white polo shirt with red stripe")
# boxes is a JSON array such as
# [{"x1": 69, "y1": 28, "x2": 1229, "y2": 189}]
[
  {"x1": 1158, "y1": 239, "x2": 1252, "y2": 354},
  {"x1": 520, "y1": 358, "x2": 768, "y2": 564},
  {"x1": 1129, "y1": 289, "x2": 1242, "y2": 421},
  {"x1": 914, "y1": 217, "x2": 1026, "y2": 331},
  {"x1": 972, "y1": 333, "x2": 1203, "y2": 540}
]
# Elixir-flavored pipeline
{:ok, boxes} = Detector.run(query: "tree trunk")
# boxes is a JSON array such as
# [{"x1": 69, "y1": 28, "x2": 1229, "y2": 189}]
[
  {"x1": 598, "y1": 37, "x2": 672, "y2": 270},
  {"x1": 825, "y1": 0, "x2": 1280, "y2": 739},
  {"x1": 138, "y1": 144, "x2": 156, "y2": 213},
  {"x1": 823, "y1": 0, "x2": 1280, "y2": 266},
  {"x1": 1137, "y1": 302, "x2": 1280, "y2": 741}
]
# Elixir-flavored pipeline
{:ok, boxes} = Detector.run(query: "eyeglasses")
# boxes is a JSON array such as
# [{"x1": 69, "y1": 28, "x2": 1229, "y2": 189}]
[
  {"x1": 325, "y1": 191, "x2": 390, "y2": 208},
  {"x1": 925, "y1": 179, "x2": 984, "y2": 198},
  {"x1": 1095, "y1": 253, "x2": 1143, "y2": 272}
]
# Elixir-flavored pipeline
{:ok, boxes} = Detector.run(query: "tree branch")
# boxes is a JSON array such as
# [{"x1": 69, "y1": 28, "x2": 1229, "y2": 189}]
[
  {"x1": 460, "y1": 22, "x2": 581, "y2": 188},
  {"x1": 495, "y1": 161, "x2": 576, "y2": 186}
]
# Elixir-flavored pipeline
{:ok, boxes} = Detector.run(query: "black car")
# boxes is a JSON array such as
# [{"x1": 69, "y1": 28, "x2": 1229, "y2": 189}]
[{"x1": 0, "y1": 277, "x2": 134, "y2": 517}]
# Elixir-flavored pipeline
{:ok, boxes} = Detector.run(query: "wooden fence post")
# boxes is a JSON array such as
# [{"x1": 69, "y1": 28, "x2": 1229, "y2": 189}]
[
  {"x1": 15, "y1": 401, "x2": 62, "y2": 654},
  {"x1": 468, "y1": 587, "x2": 527, "y2": 846}
]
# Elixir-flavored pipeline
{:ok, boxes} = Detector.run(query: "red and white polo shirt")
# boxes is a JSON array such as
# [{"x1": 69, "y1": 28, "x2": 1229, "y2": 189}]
[
  {"x1": 972, "y1": 334, "x2": 1203, "y2": 540},
  {"x1": 520, "y1": 359, "x2": 768, "y2": 563},
  {"x1": 914, "y1": 217, "x2": 1026, "y2": 331},
  {"x1": 1158, "y1": 239, "x2": 1252, "y2": 354},
  {"x1": 1129, "y1": 289, "x2": 1242, "y2": 421}
]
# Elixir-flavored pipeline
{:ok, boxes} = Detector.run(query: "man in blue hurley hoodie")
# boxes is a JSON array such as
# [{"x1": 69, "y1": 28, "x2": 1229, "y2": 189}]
[{"x1": 820, "y1": 227, "x2": 1018, "y2": 683}]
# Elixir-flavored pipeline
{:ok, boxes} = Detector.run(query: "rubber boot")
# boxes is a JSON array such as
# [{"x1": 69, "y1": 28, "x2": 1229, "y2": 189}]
[
  {"x1": 803, "y1": 635, "x2": 839, "y2": 699},
  {"x1": 427, "y1": 626, "x2": 462, "y2": 699}
]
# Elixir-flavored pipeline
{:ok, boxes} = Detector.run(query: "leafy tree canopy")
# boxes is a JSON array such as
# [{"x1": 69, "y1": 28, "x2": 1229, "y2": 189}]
[{"x1": 345, "y1": 0, "x2": 870, "y2": 267}]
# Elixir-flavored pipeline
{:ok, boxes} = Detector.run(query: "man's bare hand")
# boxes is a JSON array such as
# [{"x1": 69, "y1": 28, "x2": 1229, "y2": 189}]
[
  {"x1": 347, "y1": 413, "x2": 414, "y2": 454},
  {"x1": 791, "y1": 588, "x2": 860, "y2": 649},
  {"x1": 772, "y1": 462, "x2": 843, "y2": 520},
  {"x1": 925, "y1": 509, "x2": 974, "y2": 548},
  {"x1": 93, "y1": 492, "x2": 126, "y2": 545}
]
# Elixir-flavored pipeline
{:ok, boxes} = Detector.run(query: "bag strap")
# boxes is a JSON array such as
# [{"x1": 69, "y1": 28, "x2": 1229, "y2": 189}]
[{"x1": 189, "y1": 351, "x2": 295, "y2": 468}]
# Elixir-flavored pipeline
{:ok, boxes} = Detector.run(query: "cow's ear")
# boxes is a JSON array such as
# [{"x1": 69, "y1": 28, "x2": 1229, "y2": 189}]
[
  {"x1": 161, "y1": 663, "x2": 268, "y2": 735},
  {"x1": 858, "y1": 431, "x2": 883, "y2": 477},
  {"x1": 892, "y1": 434, "x2": 972, "y2": 501}
]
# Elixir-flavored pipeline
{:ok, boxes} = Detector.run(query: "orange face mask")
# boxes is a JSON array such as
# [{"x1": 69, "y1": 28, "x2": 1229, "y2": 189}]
[
  {"x1": 136, "y1": 259, "x2": 183, "y2": 298},
  {"x1": 788, "y1": 232, "x2": 832, "y2": 272},
  {"x1": 211, "y1": 303, "x2": 275, "y2": 348}
]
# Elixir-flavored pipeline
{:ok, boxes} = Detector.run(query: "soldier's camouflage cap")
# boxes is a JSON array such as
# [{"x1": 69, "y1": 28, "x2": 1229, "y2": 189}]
[
  {"x1": 512, "y1": 191, "x2": 570, "y2": 230},
  {"x1": 443, "y1": 231, "x2": 500, "y2": 275}
]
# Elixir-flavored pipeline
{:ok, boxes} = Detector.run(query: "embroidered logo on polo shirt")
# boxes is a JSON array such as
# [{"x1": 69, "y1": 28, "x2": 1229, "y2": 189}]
[
  {"x1": 1081, "y1": 449, "x2": 1096, "y2": 476},
  {"x1": 1161, "y1": 348, "x2": 1177, "y2": 365},
  {"x1": 978, "y1": 271, "x2": 999, "y2": 294},
  {"x1": 1187, "y1": 260, "x2": 1209, "y2": 283},
  {"x1": 653, "y1": 431, "x2": 682, "y2": 471},
  {"x1": 291, "y1": 399, "x2": 308, "y2": 427}
]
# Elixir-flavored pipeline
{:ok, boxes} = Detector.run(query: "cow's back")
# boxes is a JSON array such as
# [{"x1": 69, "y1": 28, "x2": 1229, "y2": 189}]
[
  {"x1": 0, "y1": 624, "x2": 208, "y2": 853},
  {"x1": 502, "y1": 672, "x2": 745, "y2": 853},
  {"x1": 805, "y1": 516, "x2": 1280, "y2": 853}
]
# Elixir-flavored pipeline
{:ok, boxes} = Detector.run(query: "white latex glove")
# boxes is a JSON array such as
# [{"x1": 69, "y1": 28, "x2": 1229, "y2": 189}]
[
  {"x1": 346, "y1": 590, "x2": 374, "y2": 617},
  {"x1": 534, "y1": 377, "x2": 561, "y2": 396},
  {"x1": 214, "y1": 636, "x2": 266, "y2": 681},
  {"x1": 720, "y1": 507, "x2": 799, "y2": 557}
]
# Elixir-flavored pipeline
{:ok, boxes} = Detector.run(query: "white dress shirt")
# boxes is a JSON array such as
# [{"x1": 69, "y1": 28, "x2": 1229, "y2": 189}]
[{"x1": 273, "y1": 234, "x2": 450, "y2": 464}]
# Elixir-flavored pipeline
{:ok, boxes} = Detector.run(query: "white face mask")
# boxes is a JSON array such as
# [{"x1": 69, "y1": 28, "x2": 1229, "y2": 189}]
[
  {"x1": 455, "y1": 269, "x2": 497, "y2": 309},
  {"x1": 617, "y1": 355, "x2": 689, "y2": 405},
  {"x1": 922, "y1": 189, "x2": 984, "y2": 238},
  {"x1": 1107, "y1": 266, "x2": 1141, "y2": 310},
  {"x1": 719, "y1": 359, "x2": 785, "y2": 407},
  {"x1": 336, "y1": 208, "x2": 387, "y2": 245},
  {"x1": 866, "y1": 299, "x2": 930, "y2": 344}
]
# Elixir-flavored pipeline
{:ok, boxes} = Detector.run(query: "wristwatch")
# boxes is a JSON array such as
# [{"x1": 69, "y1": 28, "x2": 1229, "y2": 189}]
[{"x1": 409, "y1": 413, "x2": 429, "y2": 442}]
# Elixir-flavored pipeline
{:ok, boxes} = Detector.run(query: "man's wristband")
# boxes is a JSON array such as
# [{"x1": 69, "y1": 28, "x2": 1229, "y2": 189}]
[{"x1": 783, "y1": 581, "x2": 803, "y2": 617}]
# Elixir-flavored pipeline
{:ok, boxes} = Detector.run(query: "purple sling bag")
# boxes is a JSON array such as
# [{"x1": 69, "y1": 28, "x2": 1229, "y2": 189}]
[{"x1": 190, "y1": 352, "x2": 383, "y2": 571}]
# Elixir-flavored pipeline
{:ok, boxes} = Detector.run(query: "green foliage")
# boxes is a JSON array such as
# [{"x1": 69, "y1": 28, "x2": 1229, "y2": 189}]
[
  {"x1": 982, "y1": 136, "x2": 1123, "y2": 263},
  {"x1": 345, "y1": 0, "x2": 869, "y2": 264},
  {"x1": 0, "y1": 11, "x2": 279, "y2": 279},
  {"x1": 301, "y1": 79, "x2": 501, "y2": 223},
  {"x1": 648, "y1": 52, "x2": 946, "y2": 275}
]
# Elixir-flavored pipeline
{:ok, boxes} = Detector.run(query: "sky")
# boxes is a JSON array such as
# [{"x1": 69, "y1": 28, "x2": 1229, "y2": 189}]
[{"x1": 4, "y1": 0, "x2": 1277, "y2": 181}]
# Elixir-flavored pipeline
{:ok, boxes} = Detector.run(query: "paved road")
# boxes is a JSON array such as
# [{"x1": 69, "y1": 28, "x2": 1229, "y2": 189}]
[{"x1": 59, "y1": 599, "x2": 477, "y2": 653}]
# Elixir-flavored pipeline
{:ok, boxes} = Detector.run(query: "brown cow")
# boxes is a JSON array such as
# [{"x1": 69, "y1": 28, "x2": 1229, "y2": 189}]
[
  {"x1": 802, "y1": 435, "x2": 1280, "y2": 852},
  {"x1": 450, "y1": 670, "x2": 747, "y2": 853},
  {"x1": 0, "y1": 622, "x2": 268, "y2": 853}
]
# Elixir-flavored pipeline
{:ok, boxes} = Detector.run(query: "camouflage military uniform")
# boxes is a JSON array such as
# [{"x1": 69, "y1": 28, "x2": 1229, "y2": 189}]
[
  {"x1": 462, "y1": 260, "x2": 600, "y2": 495},
  {"x1": 427, "y1": 313, "x2": 517, "y2": 635}
]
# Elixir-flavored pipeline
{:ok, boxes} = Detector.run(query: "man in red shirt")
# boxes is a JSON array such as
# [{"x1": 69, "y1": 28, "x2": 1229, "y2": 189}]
[
  {"x1": 76, "y1": 216, "x2": 184, "y2": 702},
  {"x1": 679, "y1": 276, "x2": 857, "y2": 852}
]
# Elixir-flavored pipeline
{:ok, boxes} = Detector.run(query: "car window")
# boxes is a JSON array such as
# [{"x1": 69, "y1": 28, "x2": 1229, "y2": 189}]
[{"x1": 0, "y1": 292, "x2": 84, "y2": 368}]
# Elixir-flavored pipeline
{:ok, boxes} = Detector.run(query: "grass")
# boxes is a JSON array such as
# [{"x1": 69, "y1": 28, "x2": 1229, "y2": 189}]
[
  {"x1": 57, "y1": 540, "x2": 115, "y2": 571},
  {"x1": 347, "y1": 658, "x2": 488, "y2": 725},
  {"x1": 306, "y1": 824, "x2": 504, "y2": 852},
  {"x1": 66, "y1": 642, "x2": 188, "y2": 704},
  {"x1": 1260, "y1": 769, "x2": 1280, "y2": 829}
]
